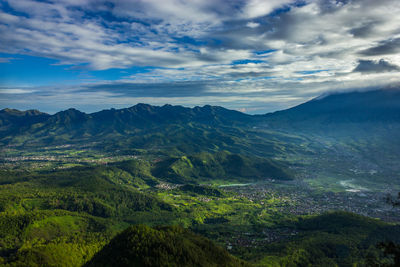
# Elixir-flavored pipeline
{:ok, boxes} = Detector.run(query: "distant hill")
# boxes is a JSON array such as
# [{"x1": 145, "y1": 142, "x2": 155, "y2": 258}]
[
  {"x1": 259, "y1": 89, "x2": 400, "y2": 133},
  {"x1": 152, "y1": 151, "x2": 292, "y2": 183},
  {"x1": 102, "y1": 152, "x2": 292, "y2": 185},
  {"x1": 86, "y1": 224, "x2": 248, "y2": 267}
]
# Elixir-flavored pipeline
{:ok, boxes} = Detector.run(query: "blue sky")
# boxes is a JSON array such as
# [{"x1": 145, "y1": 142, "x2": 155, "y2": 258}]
[{"x1": 0, "y1": 0, "x2": 400, "y2": 114}]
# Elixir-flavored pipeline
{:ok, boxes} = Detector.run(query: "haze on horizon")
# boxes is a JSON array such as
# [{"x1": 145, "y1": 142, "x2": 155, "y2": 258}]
[{"x1": 1, "y1": 0, "x2": 400, "y2": 114}]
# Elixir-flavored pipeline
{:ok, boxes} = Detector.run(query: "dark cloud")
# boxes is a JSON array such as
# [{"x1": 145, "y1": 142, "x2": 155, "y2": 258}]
[
  {"x1": 359, "y1": 38, "x2": 400, "y2": 56},
  {"x1": 82, "y1": 81, "x2": 214, "y2": 97},
  {"x1": 227, "y1": 71, "x2": 275, "y2": 79},
  {"x1": 353, "y1": 59, "x2": 400, "y2": 73},
  {"x1": 77, "y1": 80, "x2": 297, "y2": 99},
  {"x1": 349, "y1": 22, "x2": 378, "y2": 38},
  {"x1": 316, "y1": 0, "x2": 351, "y2": 14}
]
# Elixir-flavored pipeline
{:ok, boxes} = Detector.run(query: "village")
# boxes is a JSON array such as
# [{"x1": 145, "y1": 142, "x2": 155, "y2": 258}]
[{"x1": 222, "y1": 180, "x2": 400, "y2": 223}]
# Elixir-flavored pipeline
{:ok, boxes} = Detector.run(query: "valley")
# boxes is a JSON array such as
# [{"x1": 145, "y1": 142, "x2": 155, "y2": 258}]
[{"x1": 1, "y1": 89, "x2": 400, "y2": 266}]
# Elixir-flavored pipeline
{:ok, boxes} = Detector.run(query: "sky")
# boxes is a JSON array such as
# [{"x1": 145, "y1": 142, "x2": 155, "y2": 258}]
[{"x1": 0, "y1": 0, "x2": 400, "y2": 114}]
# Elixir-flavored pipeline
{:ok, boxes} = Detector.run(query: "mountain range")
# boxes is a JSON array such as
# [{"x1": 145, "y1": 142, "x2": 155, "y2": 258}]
[
  {"x1": 1, "y1": 89, "x2": 399, "y2": 158},
  {"x1": 0, "y1": 89, "x2": 398, "y2": 166},
  {"x1": 2, "y1": 88, "x2": 400, "y2": 135}
]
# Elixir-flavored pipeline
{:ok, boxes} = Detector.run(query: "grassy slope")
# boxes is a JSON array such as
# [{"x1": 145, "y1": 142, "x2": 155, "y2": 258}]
[{"x1": 152, "y1": 151, "x2": 293, "y2": 184}]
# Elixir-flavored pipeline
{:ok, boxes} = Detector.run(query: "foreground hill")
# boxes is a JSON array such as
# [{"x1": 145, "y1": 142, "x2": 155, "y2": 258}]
[{"x1": 86, "y1": 225, "x2": 248, "y2": 267}]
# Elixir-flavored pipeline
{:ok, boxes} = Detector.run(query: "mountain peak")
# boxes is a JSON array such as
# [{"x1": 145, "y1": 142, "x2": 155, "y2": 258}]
[
  {"x1": 131, "y1": 103, "x2": 153, "y2": 109},
  {"x1": 55, "y1": 108, "x2": 86, "y2": 116},
  {"x1": 262, "y1": 88, "x2": 400, "y2": 131},
  {"x1": 51, "y1": 108, "x2": 88, "y2": 125}
]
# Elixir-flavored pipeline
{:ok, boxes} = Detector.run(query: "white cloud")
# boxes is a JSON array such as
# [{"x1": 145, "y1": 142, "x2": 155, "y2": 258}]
[
  {"x1": 246, "y1": 22, "x2": 260, "y2": 28},
  {"x1": 0, "y1": 88, "x2": 36, "y2": 94},
  {"x1": 242, "y1": 0, "x2": 294, "y2": 19},
  {"x1": 1, "y1": 0, "x2": 400, "y2": 112}
]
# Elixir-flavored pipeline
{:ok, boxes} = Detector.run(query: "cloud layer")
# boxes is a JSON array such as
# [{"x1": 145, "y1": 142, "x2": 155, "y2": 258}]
[{"x1": 1, "y1": 0, "x2": 400, "y2": 113}]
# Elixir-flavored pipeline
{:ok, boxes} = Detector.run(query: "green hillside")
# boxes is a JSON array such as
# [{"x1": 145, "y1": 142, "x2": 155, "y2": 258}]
[
  {"x1": 86, "y1": 224, "x2": 248, "y2": 267},
  {"x1": 1, "y1": 158, "x2": 399, "y2": 266},
  {"x1": 256, "y1": 212, "x2": 400, "y2": 266},
  {"x1": 152, "y1": 151, "x2": 293, "y2": 183}
]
